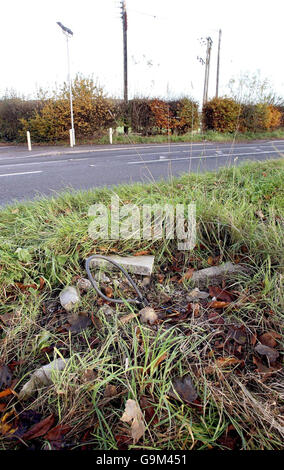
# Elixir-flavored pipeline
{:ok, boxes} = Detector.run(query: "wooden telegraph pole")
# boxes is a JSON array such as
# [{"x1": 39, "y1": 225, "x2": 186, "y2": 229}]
[
  {"x1": 203, "y1": 37, "x2": 213, "y2": 105},
  {"x1": 216, "y1": 29, "x2": 222, "y2": 98},
  {"x1": 121, "y1": 1, "x2": 128, "y2": 134}
]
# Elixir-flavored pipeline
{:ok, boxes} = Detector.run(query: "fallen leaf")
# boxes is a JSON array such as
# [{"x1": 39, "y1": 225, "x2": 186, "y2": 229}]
[
  {"x1": 0, "y1": 410, "x2": 18, "y2": 435},
  {"x1": 44, "y1": 423, "x2": 70, "y2": 441},
  {"x1": 140, "y1": 396, "x2": 158, "y2": 425},
  {"x1": 0, "y1": 388, "x2": 15, "y2": 399},
  {"x1": 39, "y1": 277, "x2": 46, "y2": 290},
  {"x1": 259, "y1": 331, "x2": 281, "y2": 349},
  {"x1": 168, "y1": 375, "x2": 198, "y2": 404},
  {"x1": 153, "y1": 352, "x2": 167, "y2": 369},
  {"x1": 207, "y1": 255, "x2": 221, "y2": 266},
  {"x1": 139, "y1": 307, "x2": 158, "y2": 325},
  {"x1": 120, "y1": 399, "x2": 145, "y2": 444},
  {"x1": 178, "y1": 268, "x2": 194, "y2": 283},
  {"x1": 0, "y1": 365, "x2": 12, "y2": 389},
  {"x1": 68, "y1": 312, "x2": 91, "y2": 333},
  {"x1": 215, "y1": 357, "x2": 242, "y2": 368},
  {"x1": 134, "y1": 250, "x2": 150, "y2": 256},
  {"x1": 227, "y1": 325, "x2": 247, "y2": 345},
  {"x1": 208, "y1": 311, "x2": 225, "y2": 325},
  {"x1": 104, "y1": 384, "x2": 118, "y2": 398},
  {"x1": 23, "y1": 414, "x2": 55, "y2": 440},
  {"x1": 208, "y1": 286, "x2": 233, "y2": 302},
  {"x1": 208, "y1": 301, "x2": 230, "y2": 309},
  {"x1": 119, "y1": 313, "x2": 137, "y2": 324},
  {"x1": 254, "y1": 344, "x2": 279, "y2": 364},
  {"x1": 15, "y1": 282, "x2": 37, "y2": 291}
]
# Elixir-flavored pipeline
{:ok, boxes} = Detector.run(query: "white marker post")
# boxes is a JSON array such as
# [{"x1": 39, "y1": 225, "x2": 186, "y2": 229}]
[
  {"x1": 109, "y1": 127, "x2": 113, "y2": 145},
  {"x1": 27, "y1": 131, "x2": 32, "y2": 151},
  {"x1": 69, "y1": 129, "x2": 74, "y2": 148}
]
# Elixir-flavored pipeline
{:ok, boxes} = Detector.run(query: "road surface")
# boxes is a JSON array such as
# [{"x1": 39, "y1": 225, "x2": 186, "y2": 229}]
[{"x1": 0, "y1": 140, "x2": 283, "y2": 205}]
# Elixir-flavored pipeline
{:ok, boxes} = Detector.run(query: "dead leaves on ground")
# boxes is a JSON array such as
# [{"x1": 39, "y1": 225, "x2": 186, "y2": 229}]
[
  {"x1": 120, "y1": 399, "x2": 146, "y2": 444},
  {"x1": 168, "y1": 375, "x2": 198, "y2": 404}
]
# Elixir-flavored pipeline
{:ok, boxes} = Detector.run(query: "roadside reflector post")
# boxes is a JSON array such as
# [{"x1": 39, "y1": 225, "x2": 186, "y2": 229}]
[
  {"x1": 69, "y1": 129, "x2": 74, "y2": 147},
  {"x1": 109, "y1": 127, "x2": 113, "y2": 144},
  {"x1": 27, "y1": 131, "x2": 32, "y2": 151}
]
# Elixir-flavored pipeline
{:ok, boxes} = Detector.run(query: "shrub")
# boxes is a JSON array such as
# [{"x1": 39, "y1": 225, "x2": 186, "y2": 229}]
[
  {"x1": 20, "y1": 76, "x2": 115, "y2": 142},
  {"x1": 169, "y1": 98, "x2": 199, "y2": 134},
  {"x1": 129, "y1": 99, "x2": 153, "y2": 135},
  {"x1": 148, "y1": 99, "x2": 173, "y2": 133},
  {"x1": 240, "y1": 103, "x2": 281, "y2": 132},
  {"x1": 0, "y1": 97, "x2": 41, "y2": 142},
  {"x1": 202, "y1": 98, "x2": 241, "y2": 133}
]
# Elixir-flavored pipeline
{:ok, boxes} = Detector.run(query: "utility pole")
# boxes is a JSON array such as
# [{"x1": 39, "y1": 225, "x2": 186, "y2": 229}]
[
  {"x1": 120, "y1": 1, "x2": 128, "y2": 134},
  {"x1": 57, "y1": 22, "x2": 75, "y2": 146},
  {"x1": 203, "y1": 36, "x2": 213, "y2": 105},
  {"x1": 216, "y1": 29, "x2": 222, "y2": 98}
]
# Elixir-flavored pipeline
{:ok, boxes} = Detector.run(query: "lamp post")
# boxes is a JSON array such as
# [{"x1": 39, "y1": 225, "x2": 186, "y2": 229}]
[{"x1": 56, "y1": 21, "x2": 75, "y2": 146}]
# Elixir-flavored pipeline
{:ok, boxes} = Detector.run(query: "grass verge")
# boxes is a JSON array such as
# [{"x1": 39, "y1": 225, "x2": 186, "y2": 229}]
[{"x1": 0, "y1": 159, "x2": 283, "y2": 450}]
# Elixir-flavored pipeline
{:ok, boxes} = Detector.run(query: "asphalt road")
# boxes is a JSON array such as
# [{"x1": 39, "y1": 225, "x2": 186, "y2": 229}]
[{"x1": 0, "y1": 140, "x2": 283, "y2": 205}]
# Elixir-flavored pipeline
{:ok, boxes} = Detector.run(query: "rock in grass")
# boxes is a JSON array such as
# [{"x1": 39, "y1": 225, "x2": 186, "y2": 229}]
[
  {"x1": 18, "y1": 358, "x2": 69, "y2": 401},
  {"x1": 191, "y1": 262, "x2": 247, "y2": 289},
  {"x1": 139, "y1": 307, "x2": 158, "y2": 325},
  {"x1": 59, "y1": 286, "x2": 80, "y2": 311},
  {"x1": 76, "y1": 278, "x2": 92, "y2": 292}
]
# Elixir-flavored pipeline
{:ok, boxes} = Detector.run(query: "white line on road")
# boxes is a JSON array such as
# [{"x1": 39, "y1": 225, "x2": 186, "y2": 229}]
[
  {"x1": 127, "y1": 150, "x2": 284, "y2": 165},
  {"x1": 0, "y1": 170, "x2": 43, "y2": 177}
]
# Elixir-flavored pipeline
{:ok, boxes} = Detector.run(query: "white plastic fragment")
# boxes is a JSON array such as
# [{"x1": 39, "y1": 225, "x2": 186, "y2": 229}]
[
  {"x1": 59, "y1": 286, "x2": 80, "y2": 311},
  {"x1": 18, "y1": 358, "x2": 69, "y2": 400},
  {"x1": 89, "y1": 255, "x2": 155, "y2": 276}
]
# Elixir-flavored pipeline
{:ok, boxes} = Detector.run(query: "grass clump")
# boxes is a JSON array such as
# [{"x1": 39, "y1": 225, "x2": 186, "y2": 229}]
[{"x1": 0, "y1": 159, "x2": 283, "y2": 450}]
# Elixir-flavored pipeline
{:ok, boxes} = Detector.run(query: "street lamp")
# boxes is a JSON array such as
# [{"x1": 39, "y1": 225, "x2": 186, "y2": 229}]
[{"x1": 57, "y1": 21, "x2": 75, "y2": 146}]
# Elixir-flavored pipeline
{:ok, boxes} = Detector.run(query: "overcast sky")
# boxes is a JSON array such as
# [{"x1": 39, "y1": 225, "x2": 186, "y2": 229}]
[{"x1": 1, "y1": 0, "x2": 283, "y2": 103}]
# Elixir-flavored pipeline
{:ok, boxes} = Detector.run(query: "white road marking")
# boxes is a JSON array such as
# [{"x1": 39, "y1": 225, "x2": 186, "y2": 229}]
[
  {"x1": 0, "y1": 141, "x2": 283, "y2": 162},
  {"x1": 127, "y1": 149, "x2": 283, "y2": 165},
  {"x1": 0, "y1": 170, "x2": 42, "y2": 177}
]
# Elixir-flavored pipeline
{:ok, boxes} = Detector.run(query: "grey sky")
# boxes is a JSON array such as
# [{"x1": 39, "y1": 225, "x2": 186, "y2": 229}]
[{"x1": 1, "y1": 0, "x2": 283, "y2": 103}]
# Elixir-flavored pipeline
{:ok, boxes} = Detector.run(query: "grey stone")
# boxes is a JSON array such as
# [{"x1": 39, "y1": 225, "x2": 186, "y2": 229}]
[
  {"x1": 190, "y1": 262, "x2": 247, "y2": 289},
  {"x1": 89, "y1": 255, "x2": 155, "y2": 276},
  {"x1": 77, "y1": 278, "x2": 92, "y2": 291},
  {"x1": 59, "y1": 286, "x2": 80, "y2": 311}
]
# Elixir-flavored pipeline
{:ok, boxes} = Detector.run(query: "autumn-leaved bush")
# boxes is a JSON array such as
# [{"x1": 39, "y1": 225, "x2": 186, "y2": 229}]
[
  {"x1": 202, "y1": 98, "x2": 241, "y2": 133},
  {"x1": 20, "y1": 75, "x2": 115, "y2": 142},
  {"x1": 240, "y1": 103, "x2": 282, "y2": 132},
  {"x1": 169, "y1": 98, "x2": 199, "y2": 134}
]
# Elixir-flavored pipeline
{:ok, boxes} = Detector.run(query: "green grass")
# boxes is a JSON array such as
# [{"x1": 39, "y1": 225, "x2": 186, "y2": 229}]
[{"x1": 0, "y1": 159, "x2": 283, "y2": 450}]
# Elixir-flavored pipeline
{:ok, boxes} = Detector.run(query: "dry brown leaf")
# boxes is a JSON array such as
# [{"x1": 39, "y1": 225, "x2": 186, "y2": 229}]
[
  {"x1": 120, "y1": 399, "x2": 145, "y2": 444},
  {"x1": 178, "y1": 268, "x2": 194, "y2": 283},
  {"x1": 168, "y1": 375, "x2": 198, "y2": 404},
  {"x1": 0, "y1": 365, "x2": 12, "y2": 389},
  {"x1": 208, "y1": 301, "x2": 230, "y2": 309},
  {"x1": 23, "y1": 414, "x2": 55, "y2": 440},
  {"x1": 104, "y1": 384, "x2": 118, "y2": 398},
  {"x1": 259, "y1": 331, "x2": 281, "y2": 349},
  {"x1": 134, "y1": 250, "x2": 150, "y2": 256},
  {"x1": 119, "y1": 313, "x2": 137, "y2": 324},
  {"x1": 254, "y1": 344, "x2": 279, "y2": 363},
  {"x1": 216, "y1": 357, "x2": 242, "y2": 368},
  {"x1": 207, "y1": 255, "x2": 221, "y2": 266}
]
